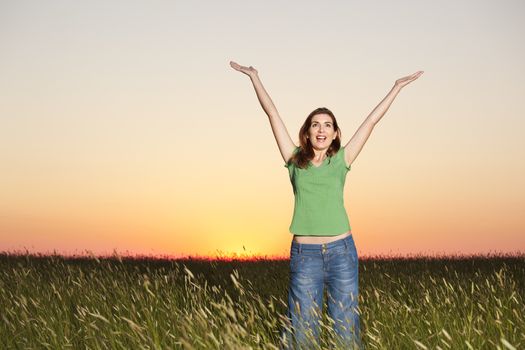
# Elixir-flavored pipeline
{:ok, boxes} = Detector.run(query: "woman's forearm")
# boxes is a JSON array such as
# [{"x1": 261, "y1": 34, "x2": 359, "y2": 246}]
[
  {"x1": 249, "y1": 74, "x2": 280, "y2": 118},
  {"x1": 365, "y1": 84, "x2": 402, "y2": 126}
]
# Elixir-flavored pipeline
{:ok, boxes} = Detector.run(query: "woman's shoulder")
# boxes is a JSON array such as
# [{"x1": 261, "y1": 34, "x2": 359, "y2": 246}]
[
  {"x1": 284, "y1": 146, "x2": 301, "y2": 168},
  {"x1": 336, "y1": 146, "x2": 351, "y2": 171}
]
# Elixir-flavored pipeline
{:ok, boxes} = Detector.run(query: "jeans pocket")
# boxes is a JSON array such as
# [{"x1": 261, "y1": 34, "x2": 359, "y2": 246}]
[
  {"x1": 347, "y1": 243, "x2": 358, "y2": 264},
  {"x1": 345, "y1": 237, "x2": 358, "y2": 261},
  {"x1": 290, "y1": 250, "x2": 301, "y2": 272}
]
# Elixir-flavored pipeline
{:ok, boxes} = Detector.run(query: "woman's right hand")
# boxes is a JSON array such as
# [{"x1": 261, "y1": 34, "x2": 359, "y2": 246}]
[{"x1": 230, "y1": 61, "x2": 258, "y2": 78}]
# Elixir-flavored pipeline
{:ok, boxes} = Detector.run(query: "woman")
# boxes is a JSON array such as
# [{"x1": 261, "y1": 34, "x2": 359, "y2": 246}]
[{"x1": 230, "y1": 61, "x2": 423, "y2": 349}]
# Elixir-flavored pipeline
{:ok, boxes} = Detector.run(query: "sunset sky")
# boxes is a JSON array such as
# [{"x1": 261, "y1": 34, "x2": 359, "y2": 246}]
[{"x1": 1, "y1": 0, "x2": 524, "y2": 258}]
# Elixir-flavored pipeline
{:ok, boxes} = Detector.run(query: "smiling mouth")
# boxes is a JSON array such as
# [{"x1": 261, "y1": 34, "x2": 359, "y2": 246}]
[{"x1": 316, "y1": 136, "x2": 327, "y2": 143}]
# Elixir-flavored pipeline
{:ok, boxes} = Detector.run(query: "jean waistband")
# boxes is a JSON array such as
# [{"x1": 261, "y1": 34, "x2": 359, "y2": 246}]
[{"x1": 291, "y1": 234, "x2": 353, "y2": 252}]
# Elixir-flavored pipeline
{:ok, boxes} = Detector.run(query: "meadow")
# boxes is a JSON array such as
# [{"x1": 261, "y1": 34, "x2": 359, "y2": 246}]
[{"x1": 0, "y1": 251, "x2": 523, "y2": 349}]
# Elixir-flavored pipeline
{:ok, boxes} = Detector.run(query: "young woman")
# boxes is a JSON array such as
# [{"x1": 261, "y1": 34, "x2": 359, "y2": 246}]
[{"x1": 230, "y1": 61, "x2": 423, "y2": 349}]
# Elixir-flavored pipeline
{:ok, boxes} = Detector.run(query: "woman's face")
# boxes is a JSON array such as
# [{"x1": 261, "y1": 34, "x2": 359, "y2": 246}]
[{"x1": 308, "y1": 113, "x2": 336, "y2": 150}]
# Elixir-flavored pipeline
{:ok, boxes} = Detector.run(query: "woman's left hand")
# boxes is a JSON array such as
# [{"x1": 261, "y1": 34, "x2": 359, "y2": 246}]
[{"x1": 394, "y1": 70, "x2": 424, "y2": 89}]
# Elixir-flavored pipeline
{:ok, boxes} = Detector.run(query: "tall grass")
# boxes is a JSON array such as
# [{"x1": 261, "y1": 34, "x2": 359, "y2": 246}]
[{"x1": 0, "y1": 252, "x2": 523, "y2": 349}]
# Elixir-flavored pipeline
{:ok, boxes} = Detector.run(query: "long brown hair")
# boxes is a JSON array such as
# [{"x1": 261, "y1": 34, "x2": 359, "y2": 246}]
[{"x1": 288, "y1": 107, "x2": 342, "y2": 169}]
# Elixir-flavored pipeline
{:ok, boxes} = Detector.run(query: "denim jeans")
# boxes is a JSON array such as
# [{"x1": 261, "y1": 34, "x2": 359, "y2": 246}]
[{"x1": 280, "y1": 234, "x2": 362, "y2": 349}]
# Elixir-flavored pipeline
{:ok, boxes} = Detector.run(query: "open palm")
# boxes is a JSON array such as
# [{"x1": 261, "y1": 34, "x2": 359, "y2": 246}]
[
  {"x1": 230, "y1": 61, "x2": 258, "y2": 77},
  {"x1": 395, "y1": 71, "x2": 424, "y2": 88}
]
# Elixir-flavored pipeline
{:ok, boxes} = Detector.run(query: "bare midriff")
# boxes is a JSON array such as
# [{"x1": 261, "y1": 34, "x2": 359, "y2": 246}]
[{"x1": 292, "y1": 230, "x2": 352, "y2": 244}]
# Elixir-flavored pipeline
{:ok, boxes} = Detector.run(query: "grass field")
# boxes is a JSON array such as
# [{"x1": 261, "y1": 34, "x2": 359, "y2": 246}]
[{"x1": 1, "y1": 251, "x2": 523, "y2": 349}]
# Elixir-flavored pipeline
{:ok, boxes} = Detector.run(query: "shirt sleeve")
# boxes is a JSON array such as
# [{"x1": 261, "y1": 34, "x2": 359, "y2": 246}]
[
  {"x1": 284, "y1": 146, "x2": 301, "y2": 168},
  {"x1": 341, "y1": 146, "x2": 351, "y2": 171}
]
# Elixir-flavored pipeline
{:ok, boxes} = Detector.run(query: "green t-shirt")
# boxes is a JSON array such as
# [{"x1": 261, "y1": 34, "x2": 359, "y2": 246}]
[{"x1": 284, "y1": 146, "x2": 352, "y2": 236}]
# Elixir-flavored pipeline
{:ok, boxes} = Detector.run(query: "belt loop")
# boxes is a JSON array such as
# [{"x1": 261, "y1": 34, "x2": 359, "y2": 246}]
[
  {"x1": 298, "y1": 243, "x2": 302, "y2": 254},
  {"x1": 344, "y1": 238, "x2": 348, "y2": 250}
]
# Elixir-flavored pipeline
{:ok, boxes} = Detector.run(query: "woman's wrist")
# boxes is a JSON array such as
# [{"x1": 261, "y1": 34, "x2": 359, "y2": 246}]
[{"x1": 391, "y1": 84, "x2": 403, "y2": 94}]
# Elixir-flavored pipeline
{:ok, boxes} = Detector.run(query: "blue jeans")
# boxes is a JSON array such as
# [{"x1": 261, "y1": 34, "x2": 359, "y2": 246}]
[{"x1": 280, "y1": 234, "x2": 362, "y2": 349}]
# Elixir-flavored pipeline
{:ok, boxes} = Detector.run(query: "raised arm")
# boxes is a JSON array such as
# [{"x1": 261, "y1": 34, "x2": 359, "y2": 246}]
[
  {"x1": 230, "y1": 61, "x2": 296, "y2": 163},
  {"x1": 344, "y1": 70, "x2": 424, "y2": 167}
]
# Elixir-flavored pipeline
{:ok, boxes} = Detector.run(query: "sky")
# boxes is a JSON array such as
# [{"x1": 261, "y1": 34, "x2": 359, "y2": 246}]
[{"x1": 1, "y1": 0, "x2": 524, "y2": 259}]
